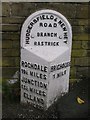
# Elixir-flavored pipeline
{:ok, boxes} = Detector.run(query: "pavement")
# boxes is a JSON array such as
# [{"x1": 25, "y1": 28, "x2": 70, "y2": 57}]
[{"x1": 2, "y1": 78, "x2": 88, "y2": 119}]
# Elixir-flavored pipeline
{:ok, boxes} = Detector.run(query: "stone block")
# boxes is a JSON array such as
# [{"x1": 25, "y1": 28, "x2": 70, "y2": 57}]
[
  {"x1": 70, "y1": 67, "x2": 76, "y2": 78},
  {"x1": 69, "y1": 19, "x2": 88, "y2": 26},
  {"x1": 0, "y1": 41, "x2": 2, "y2": 49},
  {"x1": 75, "y1": 57, "x2": 89, "y2": 66},
  {"x1": 2, "y1": 57, "x2": 15, "y2": 67},
  {"x1": 2, "y1": 24, "x2": 20, "y2": 32},
  {"x1": 2, "y1": 67, "x2": 19, "y2": 79},
  {"x1": 82, "y1": 41, "x2": 89, "y2": 49},
  {"x1": 72, "y1": 26, "x2": 88, "y2": 34},
  {"x1": 87, "y1": 50, "x2": 90, "y2": 57},
  {"x1": 20, "y1": 9, "x2": 72, "y2": 109},
  {"x1": 2, "y1": 3, "x2": 10, "y2": 16},
  {"x1": 72, "y1": 41, "x2": 81, "y2": 49},
  {"x1": 76, "y1": 66, "x2": 89, "y2": 78},
  {"x1": 12, "y1": 40, "x2": 20, "y2": 48},
  {"x1": 76, "y1": 5, "x2": 88, "y2": 18},
  {"x1": 2, "y1": 40, "x2": 12, "y2": 48},
  {"x1": 11, "y1": 3, "x2": 76, "y2": 18},
  {"x1": 2, "y1": 32, "x2": 20, "y2": 40},
  {"x1": 71, "y1": 58, "x2": 75, "y2": 67},
  {"x1": 71, "y1": 49, "x2": 87, "y2": 57},
  {"x1": 2, "y1": 49, "x2": 20, "y2": 57},
  {"x1": 73, "y1": 34, "x2": 89, "y2": 41},
  {"x1": 15, "y1": 57, "x2": 20, "y2": 67},
  {"x1": 11, "y1": 3, "x2": 36, "y2": 17},
  {"x1": 2, "y1": 16, "x2": 25, "y2": 24}
]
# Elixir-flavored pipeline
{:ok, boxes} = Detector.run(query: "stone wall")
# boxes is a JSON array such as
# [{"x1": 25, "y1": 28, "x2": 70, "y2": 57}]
[{"x1": 1, "y1": 2, "x2": 90, "y2": 83}]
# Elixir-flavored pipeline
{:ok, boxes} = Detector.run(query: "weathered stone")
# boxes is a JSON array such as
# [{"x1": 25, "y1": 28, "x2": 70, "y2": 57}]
[
  {"x1": 72, "y1": 41, "x2": 82, "y2": 49},
  {"x1": 43, "y1": 3, "x2": 76, "y2": 18},
  {"x1": 2, "y1": 67, "x2": 19, "y2": 79},
  {"x1": 82, "y1": 41, "x2": 90, "y2": 49},
  {"x1": 76, "y1": 5, "x2": 88, "y2": 18},
  {"x1": 71, "y1": 58, "x2": 75, "y2": 67},
  {"x1": 69, "y1": 78, "x2": 81, "y2": 83},
  {"x1": 69, "y1": 19, "x2": 88, "y2": 26},
  {"x1": 72, "y1": 26, "x2": 88, "y2": 34},
  {"x1": 76, "y1": 67, "x2": 89, "y2": 78},
  {"x1": 2, "y1": 40, "x2": 12, "y2": 48},
  {"x1": 75, "y1": 57, "x2": 90, "y2": 66},
  {"x1": 0, "y1": 41, "x2": 2, "y2": 49},
  {"x1": 2, "y1": 3, "x2": 10, "y2": 16},
  {"x1": 12, "y1": 40, "x2": 20, "y2": 48},
  {"x1": 11, "y1": 3, "x2": 76, "y2": 18},
  {"x1": 1, "y1": 2, "x2": 90, "y2": 91},
  {"x1": 11, "y1": 3, "x2": 36, "y2": 17},
  {"x1": 72, "y1": 50, "x2": 87, "y2": 57},
  {"x1": 73, "y1": 34, "x2": 89, "y2": 41},
  {"x1": 0, "y1": 59, "x2": 2, "y2": 67},
  {"x1": 2, "y1": 49, "x2": 19, "y2": 57},
  {"x1": 0, "y1": 67, "x2": 1, "y2": 78},
  {"x1": 2, "y1": 57, "x2": 19, "y2": 67},
  {"x1": 20, "y1": 9, "x2": 72, "y2": 109},
  {"x1": 2, "y1": 24, "x2": 20, "y2": 32},
  {"x1": 87, "y1": 50, "x2": 90, "y2": 57},
  {"x1": 0, "y1": 24, "x2": 1, "y2": 32},
  {"x1": 15, "y1": 57, "x2": 20, "y2": 67},
  {"x1": 0, "y1": 50, "x2": 2, "y2": 57},
  {"x1": 2, "y1": 32, "x2": 20, "y2": 40},
  {"x1": 2, "y1": 57, "x2": 15, "y2": 67},
  {"x1": 2, "y1": 16, "x2": 25, "y2": 24},
  {"x1": 70, "y1": 67, "x2": 76, "y2": 78}
]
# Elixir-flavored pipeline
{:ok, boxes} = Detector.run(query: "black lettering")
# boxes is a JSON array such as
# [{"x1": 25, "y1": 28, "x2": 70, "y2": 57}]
[
  {"x1": 34, "y1": 41, "x2": 37, "y2": 45},
  {"x1": 26, "y1": 28, "x2": 31, "y2": 33},
  {"x1": 39, "y1": 22, "x2": 43, "y2": 27},
  {"x1": 41, "y1": 41, "x2": 44, "y2": 46},
  {"x1": 50, "y1": 15, "x2": 54, "y2": 20},
  {"x1": 46, "y1": 15, "x2": 49, "y2": 19},
  {"x1": 41, "y1": 15, "x2": 45, "y2": 20},
  {"x1": 30, "y1": 22, "x2": 34, "y2": 27},
  {"x1": 26, "y1": 33, "x2": 30, "y2": 36},
  {"x1": 28, "y1": 25, "x2": 32, "y2": 30},
  {"x1": 54, "y1": 17, "x2": 57, "y2": 22},
  {"x1": 22, "y1": 61, "x2": 24, "y2": 67},
  {"x1": 63, "y1": 27, "x2": 67, "y2": 31},
  {"x1": 64, "y1": 32, "x2": 68, "y2": 39},
  {"x1": 51, "y1": 33, "x2": 53, "y2": 37},
  {"x1": 30, "y1": 71, "x2": 33, "y2": 76},
  {"x1": 50, "y1": 62, "x2": 70, "y2": 72},
  {"x1": 61, "y1": 23, "x2": 65, "y2": 28},
  {"x1": 26, "y1": 39, "x2": 29, "y2": 44},
  {"x1": 53, "y1": 23, "x2": 57, "y2": 27},
  {"x1": 21, "y1": 69, "x2": 28, "y2": 75},
  {"x1": 33, "y1": 19, "x2": 37, "y2": 23},
  {"x1": 48, "y1": 23, "x2": 52, "y2": 27},
  {"x1": 44, "y1": 23, "x2": 47, "y2": 27},
  {"x1": 58, "y1": 20, "x2": 63, "y2": 25}
]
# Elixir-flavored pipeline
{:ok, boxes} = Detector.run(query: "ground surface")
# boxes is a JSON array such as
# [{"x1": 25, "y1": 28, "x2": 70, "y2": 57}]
[{"x1": 2, "y1": 79, "x2": 88, "y2": 119}]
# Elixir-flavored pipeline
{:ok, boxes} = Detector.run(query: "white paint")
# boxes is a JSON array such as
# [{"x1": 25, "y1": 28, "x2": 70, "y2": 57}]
[
  {"x1": 25, "y1": 46, "x2": 69, "y2": 62},
  {"x1": 21, "y1": 9, "x2": 72, "y2": 48},
  {"x1": 20, "y1": 9, "x2": 72, "y2": 109}
]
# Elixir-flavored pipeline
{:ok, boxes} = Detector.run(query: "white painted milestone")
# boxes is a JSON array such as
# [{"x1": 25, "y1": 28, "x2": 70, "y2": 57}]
[{"x1": 20, "y1": 9, "x2": 72, "y2": 109}]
